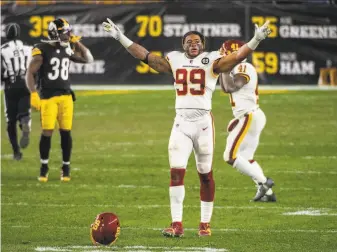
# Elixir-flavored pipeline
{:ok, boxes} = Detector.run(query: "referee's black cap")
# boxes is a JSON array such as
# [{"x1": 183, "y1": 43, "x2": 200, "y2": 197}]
[{"x1": 5, "y1": 23, "x2": 20, "y2": 40}]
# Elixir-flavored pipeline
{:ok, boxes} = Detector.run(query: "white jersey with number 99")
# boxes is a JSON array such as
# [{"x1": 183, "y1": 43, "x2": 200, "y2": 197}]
[{"x1": 166, "y1": 51, "x2": 222, "y2": 112}]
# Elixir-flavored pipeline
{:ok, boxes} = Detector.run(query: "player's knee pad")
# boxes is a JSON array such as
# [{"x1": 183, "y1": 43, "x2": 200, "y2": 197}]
[
  {"x1": 169, "y1": 145, "x2": 188, "y2": 169},
  {"x1": 169, "y1": 155, "x2": 188, "y2": 169},
  {"x1": 197, "y1": 136, "x2": 213, "y2": 155},
  {"x1": 196, "y1": 151, "x2": 213, "y2": 174},
  {"x1": 170, "y1": 168, "x2": 186, "y2": 186},
  {"x1": 196, "y1": 161, "x2": 212, "y2": 174},
  {"x1": 198, "y1": 171, "x2": 215, "y2": 202}
]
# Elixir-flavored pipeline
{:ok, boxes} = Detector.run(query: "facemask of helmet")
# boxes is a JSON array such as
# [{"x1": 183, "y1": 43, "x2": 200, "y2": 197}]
[{"x1": 47, "y1": 18, "x2": 71, "y2": 47}]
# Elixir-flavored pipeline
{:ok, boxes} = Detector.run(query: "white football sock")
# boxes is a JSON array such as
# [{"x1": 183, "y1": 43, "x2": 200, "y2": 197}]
[
  {"x1": 201, "y1": 201, "x2": 213, "y2": 223},
  {"x1": 40, "y1": 159, "x2": 48, "y2": 164},
  {"x1": 169, "y1": 185, "x2": 185, "y2": 222},
  {"x1": 233, "y1": 156, "x2": 267, "y2": 184}
]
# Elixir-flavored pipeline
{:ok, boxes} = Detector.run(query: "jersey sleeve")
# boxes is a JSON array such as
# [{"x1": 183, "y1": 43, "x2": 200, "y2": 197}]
[
  {"x1": 165, "y1": 51, "x2": 176, "y2": 62},
  {"x1": 31, "y1": 43, "x2": 44, "y2": 57},
  {"x1": 208, "y1": 51, "x2": 223, "y2": 78},
  {"x1": 165, "y1": 51, "x2": 179, "y2": 63},
  {"x1": 232, "y1": 62, "x2": 252, "y2": 83},
  {"x1": 209, "y1": 50, "x2": 223, "y2": 62}
]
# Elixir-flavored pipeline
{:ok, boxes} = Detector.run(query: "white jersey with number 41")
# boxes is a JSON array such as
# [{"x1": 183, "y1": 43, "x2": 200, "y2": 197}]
[
  {"x1": 229, "y1": 62, "x2": 259, "y2": 118},
  {"x1": 166, "y1": 51, "x2": 222, "y2": 111}
]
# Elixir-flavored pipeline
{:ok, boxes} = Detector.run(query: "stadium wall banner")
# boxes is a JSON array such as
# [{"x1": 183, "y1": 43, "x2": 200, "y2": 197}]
[{"x1": 1, "y1": 3, "x2": 336, "y2": 85}]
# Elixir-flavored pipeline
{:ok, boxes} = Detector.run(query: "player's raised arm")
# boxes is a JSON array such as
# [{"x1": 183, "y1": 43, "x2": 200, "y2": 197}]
[
  {"x1": 219, "y1": 72, "x2": 249, "y2": 93},
  {"x1": 70, "y1": 35, "x2": 94, "y2": 63},
  {"x1": 102, "y1": 18, "x2": 171, "y2": 73},
  {"x1": 214, "y1": 21, "x2": 271, "y2": 74}
]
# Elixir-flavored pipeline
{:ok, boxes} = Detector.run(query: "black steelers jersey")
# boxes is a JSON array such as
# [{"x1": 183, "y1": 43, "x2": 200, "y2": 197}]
[{"x1": 32, "y1": 42, "x2": 73, "y2": 98}]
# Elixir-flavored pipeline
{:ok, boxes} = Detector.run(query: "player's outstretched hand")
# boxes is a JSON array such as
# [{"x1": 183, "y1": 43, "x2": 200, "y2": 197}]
[
  {"x1": 102, "y1": 18, "x2": 122, "y2": 40},
  {"x1": 253, "y1": 21, "x2": 271, "y2": 41}
]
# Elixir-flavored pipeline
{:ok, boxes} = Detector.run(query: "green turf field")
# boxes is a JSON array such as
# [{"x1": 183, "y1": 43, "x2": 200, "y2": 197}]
[{"x1": 1, "y1": 90, "x2": 337, "y2": 252}]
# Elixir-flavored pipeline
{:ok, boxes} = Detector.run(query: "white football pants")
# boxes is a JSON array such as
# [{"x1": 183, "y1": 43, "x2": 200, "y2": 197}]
[
  {"x1": 168, "y1": 112, "x2": 214, "y2": 174},
  {"x1": 224, "y1": 108, "x2": 266, "y2": 161}
]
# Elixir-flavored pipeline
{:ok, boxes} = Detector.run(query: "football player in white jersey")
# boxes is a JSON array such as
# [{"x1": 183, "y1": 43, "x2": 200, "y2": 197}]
[
  {"x1": 219, "y1": 40, "x2": 276, "y2": 202},
  {"x1": 102, "y1": 18, "x2": 271, "y2": 237}
]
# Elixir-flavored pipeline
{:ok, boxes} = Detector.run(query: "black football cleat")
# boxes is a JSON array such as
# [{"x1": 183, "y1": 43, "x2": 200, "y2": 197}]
[
  {"x1": 258, "y1": 193, "x2": 277, "y2": 202},
  {"x1": 38, "y1": 164, "x2": 49, "y2": 182},
  {"x1": 13, "y1": 151, "x2": 22, "y2": 161},
  {"x1": 19, "y1": 123, "x2": 30, "y2": 149},
  {"x1": 252, "y1": 178, "x2": 274, "y2": 201},
  {"x1": 61, "y1": 165, "x2": 71, "y2": 182}
]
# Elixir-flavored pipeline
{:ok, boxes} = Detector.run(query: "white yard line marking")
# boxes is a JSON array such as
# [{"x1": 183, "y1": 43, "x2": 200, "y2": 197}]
[
  {"x1": 253, "y1": 155, "x2": 337, "y2": 159},
  {"x1": 282, "y1": 210, "x2": 337, "y2": 216},
  {"x1": 2, "y1": 183, "x2": 336, "y2": 192},
  {"x1": 121, "y1": 154, "x2": 167, "y2": 158},
  {"x1": 35, "y1": 245, "x2": 228, "y2": 252},
  {"x1": 259, "y1": 142, "x2": 337, "y2": 147},
  {"x1": 35, "y1": 248, "x2": 71, "y2": 252},
  {"x1": 1, "y1": 202, "x2": 335, "y2": 211},
  {"x1": 2, "y1": 153, "x2": 337, "y2": 160},
  {"x1": 9, "y1": 225, "x2": 337, "y2": 234},
  {"x1": 70, "y1": 84, "x2": 337, "y2": 91},
  {"x1": 20, "y1": 227, "x2": 334, "y2": 233},
  {"x1": 216, "y1": 140, "x2": 337, "y2": 147},
  {"x1": 273, "y1": 170, "x2": 337, "y2": 175},
  {"x1": 302, "y1": 156, "x2": 337, "y2": 159}
]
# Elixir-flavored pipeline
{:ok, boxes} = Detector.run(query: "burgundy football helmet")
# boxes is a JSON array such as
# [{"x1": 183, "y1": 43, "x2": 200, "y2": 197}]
[
  {"x1": 90, "y1": 212, "x2": 120, "y2": 245},
  {"x1": 221, "y1": 39, "x2": 245, "y2": 55}
]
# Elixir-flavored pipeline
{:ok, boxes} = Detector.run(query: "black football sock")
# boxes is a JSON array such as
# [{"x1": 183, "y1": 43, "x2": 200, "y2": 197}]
[
  {"x1": 60, "y1": 130, "x2": 72, "y2": 166},
  {"x1": 40, "y1": 134, "x2": 51, "y2": 164}
]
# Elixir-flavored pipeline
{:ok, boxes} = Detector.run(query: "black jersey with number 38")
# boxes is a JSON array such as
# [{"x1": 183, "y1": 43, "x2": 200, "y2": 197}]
[{"x1": 32, "y1": 42, "x2": 72, "y2": 98}]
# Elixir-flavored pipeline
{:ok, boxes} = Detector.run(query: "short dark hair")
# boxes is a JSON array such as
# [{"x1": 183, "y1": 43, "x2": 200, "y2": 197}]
[
  {"x1": 5, "y1": 23, "x2": 20, "y2": 40},
  {"x1": 182, "y1": 31, "x2": 205, "y2": 46}
]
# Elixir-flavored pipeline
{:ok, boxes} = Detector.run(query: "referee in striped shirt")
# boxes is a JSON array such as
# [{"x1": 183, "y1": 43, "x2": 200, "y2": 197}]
[{"x1": 1, "y1": 23, "x2": 32, "y2": 160}]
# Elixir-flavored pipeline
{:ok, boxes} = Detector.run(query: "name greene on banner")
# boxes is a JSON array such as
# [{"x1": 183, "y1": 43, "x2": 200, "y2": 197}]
[{"x1": 1, "y1": 3, "x2": 336, "y2": 85}]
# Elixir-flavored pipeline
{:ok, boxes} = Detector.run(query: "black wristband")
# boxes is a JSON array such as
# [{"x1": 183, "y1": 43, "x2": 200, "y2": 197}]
[{"x1": 142, "y1": 52, "x2": 150, "y2": 64}]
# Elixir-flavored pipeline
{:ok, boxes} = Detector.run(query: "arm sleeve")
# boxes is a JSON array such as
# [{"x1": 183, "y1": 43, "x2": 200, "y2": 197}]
[{"x1": 32, "y1": 44, "x2": 43, "y2": 57}]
